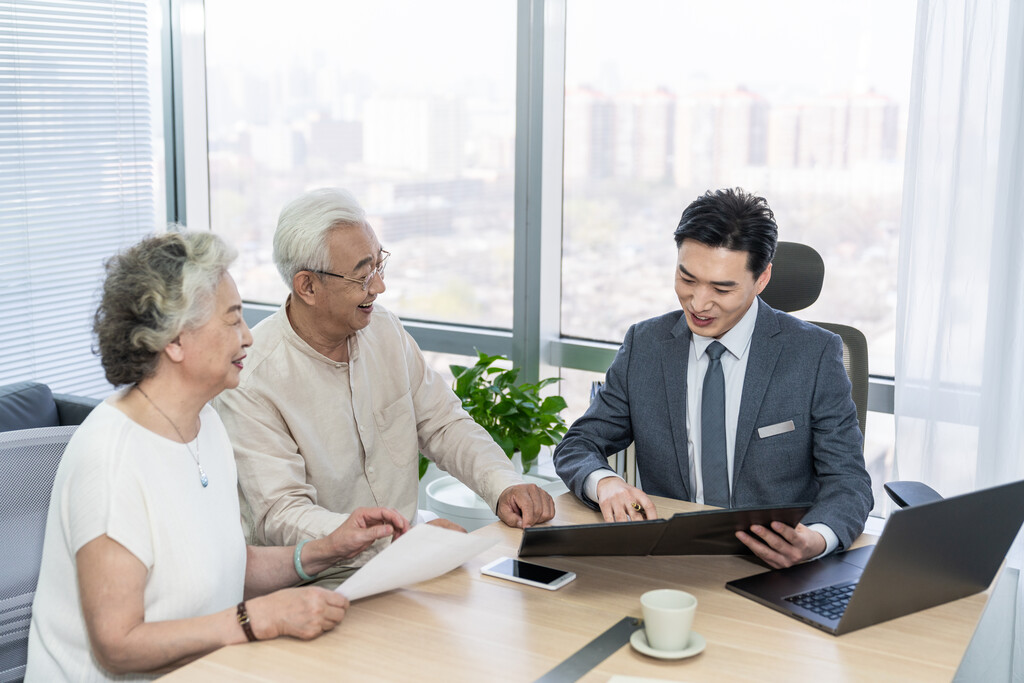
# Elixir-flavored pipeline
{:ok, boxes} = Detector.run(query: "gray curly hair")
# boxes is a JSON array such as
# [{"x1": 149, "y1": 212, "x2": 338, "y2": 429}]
[{"x1": 94, "y1": 230, "x2": 237, "y2": 386}]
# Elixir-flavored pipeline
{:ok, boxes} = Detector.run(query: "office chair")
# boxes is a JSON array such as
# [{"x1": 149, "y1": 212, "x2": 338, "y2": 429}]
[
  {"x1": 759, "y1": 242, "x2": 870, "y2": 440},
  {"x1": 0, "y1": 382, "x2": 99, "y2": 433},
  {"x1": 0, "y1": 426, "x2": 77, "y2": 682}
]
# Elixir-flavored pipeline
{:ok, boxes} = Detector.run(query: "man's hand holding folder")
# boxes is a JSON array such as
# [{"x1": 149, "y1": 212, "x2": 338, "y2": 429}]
[{"x1": 594, "y1": 477, "x2": 658, "y2": 522}]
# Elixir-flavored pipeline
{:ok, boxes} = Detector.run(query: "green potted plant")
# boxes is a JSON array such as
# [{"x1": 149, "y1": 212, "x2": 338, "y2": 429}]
[{"x1": 419, "y1": 350, "x2": 569, "y2": 478}]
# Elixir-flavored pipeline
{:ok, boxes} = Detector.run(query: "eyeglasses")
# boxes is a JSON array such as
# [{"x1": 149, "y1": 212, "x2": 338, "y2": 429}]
[{"x1": 310, "y1": 250, "x2": 390, "y2": 291}]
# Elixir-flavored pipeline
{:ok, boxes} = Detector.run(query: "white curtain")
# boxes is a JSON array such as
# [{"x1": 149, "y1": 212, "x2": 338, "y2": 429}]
[{"x1": 896, "y1": 0, "x2": 1024, "y2": 679}]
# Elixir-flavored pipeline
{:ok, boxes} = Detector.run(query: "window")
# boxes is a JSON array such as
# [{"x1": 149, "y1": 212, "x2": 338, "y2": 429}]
[
  {"x1": 195, "y1": 1, "x2": 909, "y2": 513},
  {"x1": 0, "y1": 0, "x2": 165, "y2": 398},
  {"x1": 560, "y1": 0, "x2": 915, "y2": 381},
  {"x1": 557, "y1": 1, "x2": 915, "y2": 512},
  {"x1": 204, "y1": 0, "x2": 518, "y2": 328}
]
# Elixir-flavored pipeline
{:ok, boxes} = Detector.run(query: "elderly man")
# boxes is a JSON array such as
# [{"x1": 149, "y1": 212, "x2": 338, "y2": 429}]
[{"x1": 214, "y1": 188, "x2": 553, "y2": 580}]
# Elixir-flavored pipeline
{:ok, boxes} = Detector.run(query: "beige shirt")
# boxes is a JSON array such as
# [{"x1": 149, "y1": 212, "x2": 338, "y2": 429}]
[{"x1": 213, "y1": 301, "x2": 521, "y2": 565}]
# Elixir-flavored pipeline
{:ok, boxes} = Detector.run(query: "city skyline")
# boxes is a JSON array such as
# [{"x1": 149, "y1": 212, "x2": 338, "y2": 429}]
[{"x1": 204, "y1": 0, "x2": 913, "y2": 381}]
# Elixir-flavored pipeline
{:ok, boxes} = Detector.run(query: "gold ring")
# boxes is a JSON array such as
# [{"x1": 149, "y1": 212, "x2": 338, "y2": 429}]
[{"x1": 631, "y1": 502, "x2": 643, "y2": 512}]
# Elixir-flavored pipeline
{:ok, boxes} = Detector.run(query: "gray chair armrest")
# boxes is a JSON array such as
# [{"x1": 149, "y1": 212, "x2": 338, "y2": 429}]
[
  {"x1": 884, "y1": 480, "x2": 944, "y2": 508},
  {"x1": 0, "y1": 382, "x2": 59, "y2": 431}
]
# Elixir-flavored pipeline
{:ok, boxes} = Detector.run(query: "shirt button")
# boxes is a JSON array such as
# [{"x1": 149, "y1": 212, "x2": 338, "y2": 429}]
[{"x1": 367, "y1": 466, "x2": 375, "y2": 474}]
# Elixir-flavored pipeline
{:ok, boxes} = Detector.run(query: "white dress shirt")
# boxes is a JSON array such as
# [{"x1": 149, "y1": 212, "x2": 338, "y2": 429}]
[{"x1": 685, "y1": 299, "x2": 758, "y2": 505}]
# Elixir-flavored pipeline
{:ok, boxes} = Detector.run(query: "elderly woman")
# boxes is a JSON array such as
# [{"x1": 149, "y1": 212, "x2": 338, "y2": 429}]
[{"x1": 26, "y1": 232, "x2": 408, "y2": 681}]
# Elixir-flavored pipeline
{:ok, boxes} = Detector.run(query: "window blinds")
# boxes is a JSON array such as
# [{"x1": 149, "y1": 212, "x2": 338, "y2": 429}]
[{"x1": 0, "y1": 0, "x2": 162, "y2": 399}]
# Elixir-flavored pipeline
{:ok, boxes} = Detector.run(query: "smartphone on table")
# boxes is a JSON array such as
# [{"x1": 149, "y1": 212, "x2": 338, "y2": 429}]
[{"x1": 480, "y1": 556, "x2": 576, "y2": 590}]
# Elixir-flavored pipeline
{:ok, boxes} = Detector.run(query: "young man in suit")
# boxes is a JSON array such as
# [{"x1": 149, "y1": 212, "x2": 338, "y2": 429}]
[{"x1": 553, "y1": 188, "x2": 872, "y2": 568}]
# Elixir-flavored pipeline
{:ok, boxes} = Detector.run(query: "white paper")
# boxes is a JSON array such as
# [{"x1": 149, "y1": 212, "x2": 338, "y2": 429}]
[{"x1": 336, "y1": 523, "x2": 498, "y2": 601}]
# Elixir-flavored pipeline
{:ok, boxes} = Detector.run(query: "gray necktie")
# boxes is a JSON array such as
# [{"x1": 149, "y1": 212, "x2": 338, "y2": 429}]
[{"x1": 701, "y1": 341, "x2": 730, "y2": 507}]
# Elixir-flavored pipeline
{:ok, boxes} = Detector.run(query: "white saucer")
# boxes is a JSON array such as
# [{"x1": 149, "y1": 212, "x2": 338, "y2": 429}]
[{"x1": 629, "y1": 629, "x2": 706, "y2": 660}]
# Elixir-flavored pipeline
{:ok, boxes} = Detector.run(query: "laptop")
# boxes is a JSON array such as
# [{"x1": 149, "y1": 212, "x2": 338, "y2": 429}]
[{"x1": 726, "y1": 478, "x2": 1024, "y2": 635}]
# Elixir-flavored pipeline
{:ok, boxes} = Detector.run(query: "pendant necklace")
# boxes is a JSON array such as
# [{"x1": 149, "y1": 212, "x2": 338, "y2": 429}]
[{"x1": 136, "y1": 385, "x2": 209, "y2": 488}]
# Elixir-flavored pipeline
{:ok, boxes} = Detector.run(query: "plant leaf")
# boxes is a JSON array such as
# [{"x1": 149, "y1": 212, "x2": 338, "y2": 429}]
[
  {"x1": 448, "y1": 352, "x2": 568, "y2": 466},
  {"x1": 540, "y1": 396, "x2": 568, "y2": 413}
]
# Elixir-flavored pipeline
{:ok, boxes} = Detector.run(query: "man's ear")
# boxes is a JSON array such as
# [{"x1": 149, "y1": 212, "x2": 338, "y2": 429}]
[
  {"x1": 754, "y1": 262, "x2": 772, "y2": 296},
  {"x1": 292, "y1": 270, "x2": 318, "y2": 306}
]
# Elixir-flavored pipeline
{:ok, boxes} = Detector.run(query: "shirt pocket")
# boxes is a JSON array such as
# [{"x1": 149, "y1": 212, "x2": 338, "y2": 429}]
[{"x1": 374, "y1": 390, "x2": 418, "y2": 467}]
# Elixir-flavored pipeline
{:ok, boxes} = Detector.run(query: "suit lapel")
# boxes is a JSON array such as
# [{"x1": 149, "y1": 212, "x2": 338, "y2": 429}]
[
  {"x1": 734, "y1": 300, "x2": 782, "y2": 487},
  {"x1": 661, "y1": 315, "x2": 693, "y2": 501}
]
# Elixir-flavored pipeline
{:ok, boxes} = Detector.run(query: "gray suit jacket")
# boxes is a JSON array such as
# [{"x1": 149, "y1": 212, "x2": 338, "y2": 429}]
[{"x1": 553, "y1": 299, "x2": 873, "y2": 550}]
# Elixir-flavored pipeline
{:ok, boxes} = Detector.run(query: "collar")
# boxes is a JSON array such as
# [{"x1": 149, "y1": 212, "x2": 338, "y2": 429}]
[
  {"x1": 691, "y1": 297, "x2": 759, "y2": 361},
  {"x1": 280, "y1": 296, "x2": 360, "y2": 365}
]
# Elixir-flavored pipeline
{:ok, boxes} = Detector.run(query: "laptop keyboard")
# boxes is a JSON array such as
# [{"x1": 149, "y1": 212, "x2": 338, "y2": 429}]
[{"x1": 785, "y1": 581, "x2": 858, "y2": 620}]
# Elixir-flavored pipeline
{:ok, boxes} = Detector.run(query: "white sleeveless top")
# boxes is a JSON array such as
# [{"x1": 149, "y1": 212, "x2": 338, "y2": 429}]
[{"x1": 26, "y1": 393, "x2": 247, "y2": 682}]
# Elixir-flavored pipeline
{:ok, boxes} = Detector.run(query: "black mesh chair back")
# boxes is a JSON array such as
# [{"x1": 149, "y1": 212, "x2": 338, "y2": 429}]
[
  {"x1": 0, "y1": 426, "x2": 76, "y2": 683},
  {"x1": 759, "y1": 242, "x2": 869, "y2": 439},
  {"x1": 815, "y1": 322, "x2": 869, "y2": 439}
]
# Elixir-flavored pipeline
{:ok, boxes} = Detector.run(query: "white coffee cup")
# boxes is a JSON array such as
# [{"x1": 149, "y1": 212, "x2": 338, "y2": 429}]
[{"x1": 640, "y1": 589, "x2": 697, "y2": 652}]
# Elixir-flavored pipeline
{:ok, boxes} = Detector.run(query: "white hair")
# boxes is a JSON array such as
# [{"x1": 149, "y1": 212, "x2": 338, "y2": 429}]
[{"x1": 273, "y1": 188, "x2": 369, "y2": 290}]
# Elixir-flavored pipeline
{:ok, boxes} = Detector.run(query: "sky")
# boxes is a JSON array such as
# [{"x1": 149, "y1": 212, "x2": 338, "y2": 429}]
[
  {"x1": 566, "y1": 0, "x2": 917, "y2": 99},
  {"x1": 204, "y1": 0, "x2": 917, "y2": 103}
]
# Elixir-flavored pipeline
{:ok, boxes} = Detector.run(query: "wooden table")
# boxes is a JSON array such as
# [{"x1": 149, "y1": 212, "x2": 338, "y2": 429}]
[{"x1": 161, "y1": 494, "x2": 987, "y2": 682}]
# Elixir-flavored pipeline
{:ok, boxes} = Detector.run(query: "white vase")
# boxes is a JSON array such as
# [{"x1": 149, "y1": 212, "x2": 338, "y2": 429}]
[
  {"x1": 512, "y1": 448, "x2": 557, "y2": 477},
  {"x1": 425, "y1": 473, "x2": 568, "y2": 532}
]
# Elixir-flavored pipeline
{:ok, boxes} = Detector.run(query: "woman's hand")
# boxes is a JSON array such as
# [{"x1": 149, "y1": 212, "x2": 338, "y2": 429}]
[
  {"x1": 78, "y1": 535, "x2": 346, "y2": 676},
  {"x1": 246, "y1": 508, "x2": 408, "y2": 598},
  {"x1": 246, "y1": 587, "x2": 349, "y2": 640}
]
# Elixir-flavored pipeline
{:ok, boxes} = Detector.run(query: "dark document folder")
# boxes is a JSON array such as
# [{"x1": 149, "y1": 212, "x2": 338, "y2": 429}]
[{"x1": 518, "y1": 504, "x2": 810, "y2": 557}]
